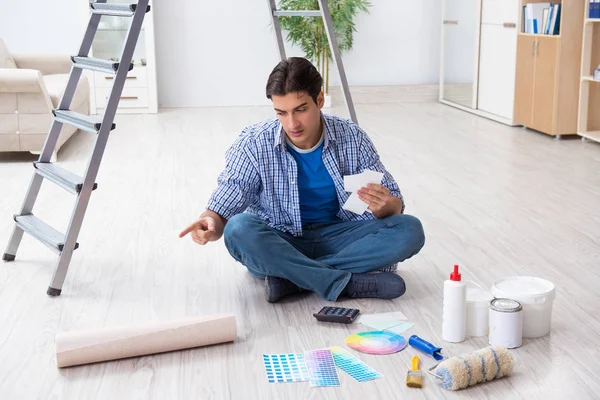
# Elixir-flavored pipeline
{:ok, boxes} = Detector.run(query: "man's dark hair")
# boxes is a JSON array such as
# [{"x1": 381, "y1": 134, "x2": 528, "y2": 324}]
[{"x1": 266, "y1": 57, "x2": 323, "y2": 104}]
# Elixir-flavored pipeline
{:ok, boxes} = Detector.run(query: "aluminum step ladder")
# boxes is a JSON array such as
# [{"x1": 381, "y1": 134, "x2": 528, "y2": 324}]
[
  {"x1": 2, "y1": 0, "x2": 151, "y2": 296},
  {"x1": 266, "y1": 0, "x2": 358, "y2": 125}
]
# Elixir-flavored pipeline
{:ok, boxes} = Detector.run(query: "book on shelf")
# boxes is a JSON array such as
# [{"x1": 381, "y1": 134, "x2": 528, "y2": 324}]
[
  {"x1": 523, "y1": 3, "x2": 561, "y2": 35},
  {"x1": 590, "y1": 0, "x2": 600, "y2": 19}
]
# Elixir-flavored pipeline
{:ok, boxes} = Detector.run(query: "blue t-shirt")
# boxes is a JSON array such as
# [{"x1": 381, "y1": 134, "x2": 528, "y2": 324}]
[{"x1": 286, "y1": 135, "x2": 340, "y2": 224}]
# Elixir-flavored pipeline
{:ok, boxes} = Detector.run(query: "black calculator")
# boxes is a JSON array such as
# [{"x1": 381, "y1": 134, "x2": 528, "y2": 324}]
[{"x1": 313, "y1": 306, "x2": 360, "y2": 324}]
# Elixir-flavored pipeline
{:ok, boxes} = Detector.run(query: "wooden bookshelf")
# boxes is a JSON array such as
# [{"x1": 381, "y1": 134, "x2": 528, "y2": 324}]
[
  {"x1": 519, "y1": 33, "x2": 562, "y2": 37},
  {"x1": 514, "y1": 0, "x2": 585, "y2": 138},
  {"x1": 519, "y1": 0, "x2": 563, "y2": 36},
  {"x1": 578, "y1": 4, "x2": 600, "y2": 143},
  {"x1": 579, "y1": 130, "x2": 600, "y2": 141}
]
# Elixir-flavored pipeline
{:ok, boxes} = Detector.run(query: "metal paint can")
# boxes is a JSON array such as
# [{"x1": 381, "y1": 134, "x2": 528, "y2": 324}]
[{"x1": 489, "y1": 298, "x2": 523, "y2": 349}]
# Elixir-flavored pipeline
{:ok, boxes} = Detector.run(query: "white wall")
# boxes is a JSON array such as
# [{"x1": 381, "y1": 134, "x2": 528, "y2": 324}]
[
  {"x1": 152, "y1": 0, "x2": 281, "y2": 107},
  {"x1": 0, "y1": 0, "x2": 87, "y2": 53},
  {"x1": 339, "y1": 0, "x2": 442, "y2": 86},
  {"x1": 153, "y1": 0, "x2": 442, "y2": 106},
  {"x1": 0, "y1": 0, "x2": 443, "y2": 107}
]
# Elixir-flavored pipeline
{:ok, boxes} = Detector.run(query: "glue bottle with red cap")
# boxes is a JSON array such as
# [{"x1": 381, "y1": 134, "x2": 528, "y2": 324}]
[{"x1": 442, "y1": 264, "x2": 467, "y2": 342}]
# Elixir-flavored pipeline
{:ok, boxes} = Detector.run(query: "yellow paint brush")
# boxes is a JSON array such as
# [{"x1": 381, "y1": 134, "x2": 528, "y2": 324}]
[{"x1": 406, "y1": 355, "x2": 423, "y2": 388}]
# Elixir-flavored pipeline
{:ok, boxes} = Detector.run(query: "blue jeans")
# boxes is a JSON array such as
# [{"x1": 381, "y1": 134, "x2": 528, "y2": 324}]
[{"x1": 223, "y1": 213, "x2": 425, "y2": 301}]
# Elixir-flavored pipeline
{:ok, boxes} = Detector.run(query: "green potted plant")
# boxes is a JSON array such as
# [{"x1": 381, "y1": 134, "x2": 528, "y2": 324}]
[{"x1": 278, "y1": 0, "x2": 372, "y2": 106}]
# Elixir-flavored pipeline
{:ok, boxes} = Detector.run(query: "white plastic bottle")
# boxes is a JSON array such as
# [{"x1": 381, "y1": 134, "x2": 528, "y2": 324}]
[{"x1": 442, "y1": 264, "x2": 467, "y2": 343}]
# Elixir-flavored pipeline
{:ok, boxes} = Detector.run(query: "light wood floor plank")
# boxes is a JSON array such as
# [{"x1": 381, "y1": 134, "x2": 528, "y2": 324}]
[{"x1": 1, "y1": 86, "x2": 599, "y2": 399}]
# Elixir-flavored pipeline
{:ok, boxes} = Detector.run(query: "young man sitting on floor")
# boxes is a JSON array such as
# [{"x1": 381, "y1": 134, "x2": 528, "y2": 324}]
[{"x1": 179, "y1": 57, "x2": 425, "y2": 303}]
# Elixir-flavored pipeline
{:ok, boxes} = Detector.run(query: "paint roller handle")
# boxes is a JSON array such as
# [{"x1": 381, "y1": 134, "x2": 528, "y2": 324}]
[{"x1": 408, "y1": 335, "x2": 444, "y2": 360}]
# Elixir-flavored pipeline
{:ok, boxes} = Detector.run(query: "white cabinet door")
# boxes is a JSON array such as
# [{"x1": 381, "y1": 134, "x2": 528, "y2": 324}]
[
  {"x1": 477, "y1": 23, "x2": 518, "y2": 120},
  {"x1": 481, "y1": 0, "x2": 519, "y2": 25},
  {"x1": 441, "y1": 0, "x2": 481, "y2": 109}
]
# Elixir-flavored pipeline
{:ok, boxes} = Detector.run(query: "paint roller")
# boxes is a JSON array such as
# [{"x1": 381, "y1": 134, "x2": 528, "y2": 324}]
[
  {"x1": 408, "y1": 335, "x2": 514, "y2": 390},
  {"x1": 427, "y1": 345, "x2": 514, "y2": 391}
]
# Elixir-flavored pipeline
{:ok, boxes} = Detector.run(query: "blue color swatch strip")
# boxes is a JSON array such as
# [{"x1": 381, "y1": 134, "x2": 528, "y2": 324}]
[
  {"x1": 304, "y1": 349, "x2": 341, "y2": 387},
  {"x1": 262, "y1": 353, "x2": 310, "y2": 383},
  {"x1": 330, "y1": 346, "x2": 383, "y2": 382}
]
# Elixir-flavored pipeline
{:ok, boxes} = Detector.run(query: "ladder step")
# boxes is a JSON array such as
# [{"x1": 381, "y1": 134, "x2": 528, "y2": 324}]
[
  {"x1": 90, "y1": 2, "x2": 151, "y2": 17},
  {"x1": 33, "y1": 162, "x2": 98, "y2": 194},
  {"x1": 71, "y1": 56, "x2": 133, "y2": 74},
  {"x1": 273, "y1": 10, "x2": 321, "y2": 17},
  {"x1": 53, "y1": 110, "x2": 115, "y2": 134},
  {"x1": 14, "y1": 214, "x2": 79, "y2": 254}
]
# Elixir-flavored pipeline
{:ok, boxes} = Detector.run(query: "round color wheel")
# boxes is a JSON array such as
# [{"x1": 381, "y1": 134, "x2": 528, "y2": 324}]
[{"x1": 345, "y1": 331, "x2": 407, "y2": 355}]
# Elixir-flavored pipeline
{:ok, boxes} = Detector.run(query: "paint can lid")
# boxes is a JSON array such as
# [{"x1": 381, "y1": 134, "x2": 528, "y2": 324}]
[
  {"x1": 491, "y1": 276, "x2": 556, "y2": 304},
  {"x1": 490, "y1": 298, "x2": 523, "y2": 313}
]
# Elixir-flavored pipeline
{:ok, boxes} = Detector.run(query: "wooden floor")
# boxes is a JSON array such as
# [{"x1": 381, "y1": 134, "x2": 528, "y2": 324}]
[{"x1": 1, "y1": 86, "x2": 599, "y2": 399}]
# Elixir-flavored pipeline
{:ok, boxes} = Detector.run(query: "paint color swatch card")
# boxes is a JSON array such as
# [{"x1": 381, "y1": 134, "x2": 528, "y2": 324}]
[
  {"x1": 386, "y1": 321, "x2": 415, "y2": 335},
  {"x1": 330, "y1": 346, "x2": 382, "y2": 382},
  {"x1": 304, "y1": 349, "x2": 340, "y2": 387},
  {"x1": 358, "y1": 311, "x2": 414, "y2": 334},
  {"x1": 262, "y1": 353, "x2": 310, "y2": 383},
  {"x1": 359, "y1": 311, "x2": 408, "y2": 324},
  {"x1": 358, "y1": 311, "x2": 409, "y2": 330}
]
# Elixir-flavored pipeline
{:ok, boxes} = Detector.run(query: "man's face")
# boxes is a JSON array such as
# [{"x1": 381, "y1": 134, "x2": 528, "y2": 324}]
[{"x1": 272, "y1": 91, "x2": 324, "y2": 150}]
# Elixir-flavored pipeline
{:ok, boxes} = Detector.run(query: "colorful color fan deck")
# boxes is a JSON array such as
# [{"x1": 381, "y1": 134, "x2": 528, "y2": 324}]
[
  {"x1": 304, "y1": 349, "x2": 341, "y2": 387},
  {"x1": 262, "y1": 347, "x2": 382, "y2": 386},
  {"x1": 262, "y1": 332, "x2": 399, "y2": 386},
  {"x1": 330, "y1": 346, "x2": 383, "y2": 382},
  {"x1": 262, "y1": 353, "x2": 311, "y2": 383},
  {"x1": 345, "y1": 331, "x2": 407, "y2": 355}
]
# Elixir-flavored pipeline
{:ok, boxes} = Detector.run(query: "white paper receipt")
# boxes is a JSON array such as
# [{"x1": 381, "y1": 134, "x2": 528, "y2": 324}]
[{"x1": 342, "y1": 169, "x2": 384, "y2": 214}]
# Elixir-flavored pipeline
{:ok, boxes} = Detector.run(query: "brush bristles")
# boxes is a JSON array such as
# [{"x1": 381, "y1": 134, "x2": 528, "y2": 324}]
[{"x1": 406, "y1": 371, "x2": 423, "y2": 388}]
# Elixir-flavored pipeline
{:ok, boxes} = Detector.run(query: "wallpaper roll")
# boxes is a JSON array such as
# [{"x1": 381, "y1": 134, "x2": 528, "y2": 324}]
[{"x1": 56, "y1": 314, "x2": 237, "y2": 368}]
